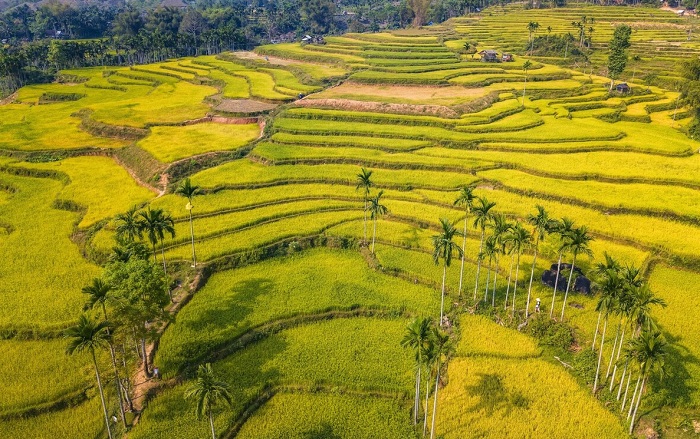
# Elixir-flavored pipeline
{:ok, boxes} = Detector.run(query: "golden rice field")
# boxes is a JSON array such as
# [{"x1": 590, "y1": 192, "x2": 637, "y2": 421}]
[{"x1": 2, "y1": 3, "x2": 700, "y2": 438}]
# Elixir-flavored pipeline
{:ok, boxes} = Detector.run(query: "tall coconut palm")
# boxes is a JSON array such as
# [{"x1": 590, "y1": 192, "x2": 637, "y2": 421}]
[
  {"x1": 402, "y1": 317, "x2": 433, "y2": 425},
  {"x1": 489, "y1": 214, "x2": 511, "y2": 306},
  {"x1": 175, "y1": 178, "x2": 201, "y2": 268},
  {"x1": 454, "y1": 185, "x2": 476, "y2": 300},
  {"x1": 82, "y1": 278, "x2": 126, "y2": 428},
  {"x1": 356, "y1": 167, "x2": 373, "y2": 244},
  {"x1": 422, "y1": 340, "x2": 437, "y2": 437},
  {"x1": 114, "y1": 205, "x2": 142, "y2": 242},
  {"x1": 522, "y1": 60, "x2": 533, "y2": 105},
  {"x1": 505, "y1": 222, "x2": 531, "y2": 315},
  {"x1": 525, "y1": 205, "x2": 551, "y2": 318},
  {"x1": 138, "y1": 208, "x2": 175, "y2": 274},
  {"x1": 185, "y1": 363, "x2": 233, "y2": 439},
  {"x1": 593, "y1": 270, "x2": 622, "y2": 393},
  {"x1": 65, "y1": 315, "x2": 114, "y2": 439},
  {"x1": 432, "y1": 218, "x2": 463, "y2": 326},
  {"x1": 592, "y1": 253, "x2": 622, "y2": 351},
  {"x1": 625, "y1": 330, "x2": 667, "y2": 435},
  {"x1": 429, "y1": 328, "x2": 451, "y2": 439},
  {"x1": 527, "y1": 21, "x2": 540, "y2": 54},
  {"x1": 369, "y1": 190, "x2": 388, "y2": 254},
  {"x1": 471, "y1": 197, "x2": 496, "y2": 301},
  {"x1": 482, "y1": 236, "x2": 498, "y2": 303},
  {"x1": 560, "y1": 226, "x2": 593, "y2": 321},
  {"x1": 628, "y1": 285, "x2": 666, "y2": 335},
  {"x1": 550, "y1": 217, "x2": 575, "y2": 318}
]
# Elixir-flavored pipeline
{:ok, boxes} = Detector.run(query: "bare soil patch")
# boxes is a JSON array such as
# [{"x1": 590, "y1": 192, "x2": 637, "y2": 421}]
[
  {"x1": 294, "y1": 98, "x2": 459, "y2": 118},
  {"x1": 310, "y1": 82, "x2": 487, "y2": 106},
  {"x1": 215, "y1": 99, "x2": 278, "y2": 114},
  {"x1": 232, "y1": 50, "x2": 304, "y2": 66}
]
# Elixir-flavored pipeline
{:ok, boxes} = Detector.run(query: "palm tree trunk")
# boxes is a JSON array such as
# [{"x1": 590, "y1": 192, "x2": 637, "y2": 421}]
[
  {"x1": 550, "y1": 252, "x2": 563, "y2": 318},
  {"x1": 593, "y1": 317, "x2": 607, "y2": 393},
  {"x1": 559, "y1": 254, "x2": 577, "y2": 321},
  {"x1": 511, "y1": 252, "x2": 521, "y2": 314},
  {"x1": 189, "y1": 209, "x2": 197, "y2": 267},
  {"x1": 605, "y1": 322, "x2": 621, "y2": 380},
  {"x1": 100, "y1": 305, "x2": 127, "y2": 427},
  {"x1": 473, "y1": 229, "x2": 485, "y2": 301},
  {"x1": 627, "y1": 374, "x2": 641, "y2": 419},
  {"x1": 423, "y1": 367, "x2": 431, "y2": 437},
  {"x1": 505, "y1": 253, "x2": 515, "y2": 310},
  {"x1": 522, "y1": 74, "x2": 528, "y2": 104},
  {"x1": 141, "y1": 336, "x2": 150, "y2": 377},
  {"x1": 458, "y1": 215, "x2": 468, "y2": 300},
  {"x1": 621, "y1": 369, "x2": 632, "y2": 410},
  {"x1": 617, "y1": 361, "x2": 628, "y2": 400},
  {"x1": 414, "y1": 367, "x2": 421, "y2": 424},
  {"x1": 592, "y1": 310, "x2": 602, "y2": 351},
  {"x1": 152, "y1": 243, "x2": 157, "y2": 263},
  {"x1": 92, "y1": 350, "x2": 113, "y2": 439},
  {"x1": 629, "y1": 375, "x2": 647, "y2": 435},
  {"x1": 484, "y1": 261, "x2": 492, "y2": 303},
  {"x1": 363, "y1": 199, "x2": 368, "y2": 244},
  {"x1": 371, "y1": 216, "x2": 377, "y2": 254},
  {"x1": 609, "y1": 326, "x2": 626, "y2": 391},
  {"x1": 440, "y1": 265, "x2": 447, "y2": 326},
  {"x1": 160, "y1": 238, "x2": 167, "y2": 274},
  {"x1": 525, "y1": 238, "x2": 539, "y2": 318},
  {"x1": 430, "y1": 359, "x2": 441, "y2": 439},
  {"x1": 209, "y1": 406, "x2": 216, "y2": 439},
  {"x1": 492, "y1": 254, "x2": 499, "y2": 307}
]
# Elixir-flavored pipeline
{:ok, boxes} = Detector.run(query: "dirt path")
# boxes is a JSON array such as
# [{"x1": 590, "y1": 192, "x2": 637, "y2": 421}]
[{"x1": 130, "y1": 273, "x2": 201, "y2": 423}]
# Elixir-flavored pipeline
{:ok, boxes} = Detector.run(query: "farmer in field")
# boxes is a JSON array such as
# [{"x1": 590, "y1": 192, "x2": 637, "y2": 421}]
[{"x1": 535, "y1": 298, "x2": 541, "y2": 313}]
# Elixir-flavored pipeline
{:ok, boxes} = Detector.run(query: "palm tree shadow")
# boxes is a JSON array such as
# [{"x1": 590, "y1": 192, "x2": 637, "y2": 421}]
[
  {"x1": 465, "y1": 373, "x2": 529, "y2": 417},
  {"x1": 646, "y1": 331, "x2": 699, "y2": 410},
  {"x1": 176, "y1": 278, "x2": 275, "y2": 368},
  {"x1": 300, "y1": 422, "x2": 342, "y2": 439}
]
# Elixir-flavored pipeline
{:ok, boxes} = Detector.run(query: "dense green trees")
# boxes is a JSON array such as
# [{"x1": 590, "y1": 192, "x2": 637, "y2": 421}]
[{"x1": 607, "y1": 24, "x2": 632, "y2": 91}]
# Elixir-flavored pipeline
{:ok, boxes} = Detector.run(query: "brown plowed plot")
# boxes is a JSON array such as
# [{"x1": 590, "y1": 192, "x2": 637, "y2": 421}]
[
  {"x1": 231, "y1": 50, "x2": 311, "y2": 67},
  {"x1": 294, "y1": 98, "x2": 459, "y2": 118},
  {"x1": 215, "y1": 99, "x2": 278, "y2": 114},
  {"x1": 309, "y1": 83, "x2": 488, "y2": 106}
]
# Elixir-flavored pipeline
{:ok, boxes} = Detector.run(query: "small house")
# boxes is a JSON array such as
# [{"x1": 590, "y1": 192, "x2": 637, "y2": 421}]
[
  {"x1": 502, "y1": 53, "x2": 514, "y2": 62},
  {"x1": 479, "y1": 50, "x2": 499, "y2": 62},
  {"x1": 615, "y1": 83, "x2": 630, "y2": 94}
]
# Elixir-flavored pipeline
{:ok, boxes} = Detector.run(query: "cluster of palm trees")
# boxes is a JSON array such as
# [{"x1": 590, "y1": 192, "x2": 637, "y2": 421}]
[
  {"x1": 356, "y1": 168, "x2": 388, "y2": 254},
  {"x1": 590, "y1": 255, "x2": 667, "y2": 434},
  {"x1": 401, "y1": 317, "x2": 451, "y2": 439},
  {"x1": 115, "y1": 178, "x2": 201, "y2": 271},
  {"x1": 442, "y1": 186, "x2": 594, "y2": 321}
]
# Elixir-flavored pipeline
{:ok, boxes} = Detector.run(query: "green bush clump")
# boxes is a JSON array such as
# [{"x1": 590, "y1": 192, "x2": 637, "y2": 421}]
[{"x1": 526, "y1": 314, "x2": 574, "y2": 350}]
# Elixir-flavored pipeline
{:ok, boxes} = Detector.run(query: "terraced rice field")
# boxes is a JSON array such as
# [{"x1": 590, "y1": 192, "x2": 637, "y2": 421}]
[{"x1": 2, "y1": 4, "x2": 700, "y2": 438}]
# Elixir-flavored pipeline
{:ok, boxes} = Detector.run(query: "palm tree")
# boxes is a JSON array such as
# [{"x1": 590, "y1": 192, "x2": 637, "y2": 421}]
[
  {"x1": 592, "y1": 253, "x2": 622, "y2": 351},
  {"x1": 525, "y1": 205, "x2": 551, "y2": 318},
  {"x1": 356, "y1": 167, "x2": 373, "y2": 245},
  {"x1": 628, "y1": 285, "x2": 667, "y2": 335},
  {"x1": 422, "y1": 340, "x2": 437, "y2": 437},
  {"x1": 489, "y1": 214, "x2": 511, "y2": 306},
  {"x1": 482, "y1": 236, "x2": 497, "y2": 303},
  {"x1": 433, "y1": 218, "x2": 463, "y2": 326},
  {"x1": 454, "y1": 185, "x2": 476, "y2": 300},
  {"x1": 471, "y1": 197, "x2": 496, "y2": 301},
  {"x1": 625, "y1": 330, "x2": 668, "y2": 435},
  {"x1": 560, "y1": 226, "x2": 593, "y2": 321},
  {"x1": 185, "y1": 363, "x2": 233, "y2": 439},
  {"x1": 527, "y1": 21, "x2": 540, "y2": 54},
  {"x1": 593, "y1": 270, "x2": 622, "y2": 393},
  {"x1": 138, "y1": 208, "x2": 175, "y2": 273},
  {"x1": 369, "y1": 190, "x2": 388, "y2": 254},
  {"x1": 175, "y1": 178, "x2": 202, "y2": 268},
  {"x1": 82, "y1": 278, "x2": 126, "y2": 428},
  {"x1": 114, "y1": 205, "x2": 142, "y2": 242},
  {"x1": 402, "y1": 317, "x2": 433, "y2": 425},
  {"x1": 429, "y1": 327, "x2": 451, "y2": 439},
  {"x1": 65, "y1": 315, "x2": 114, "y2": 439},
  {"x1": 506, "y1": 222, "x2": 531, "y2": 315},
  {"x1": 522, "y1": 60, "x2": 533, "y2": 105},
  {"x1": 550, "y1": 218, "x2": 574, "y2": 318}
]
